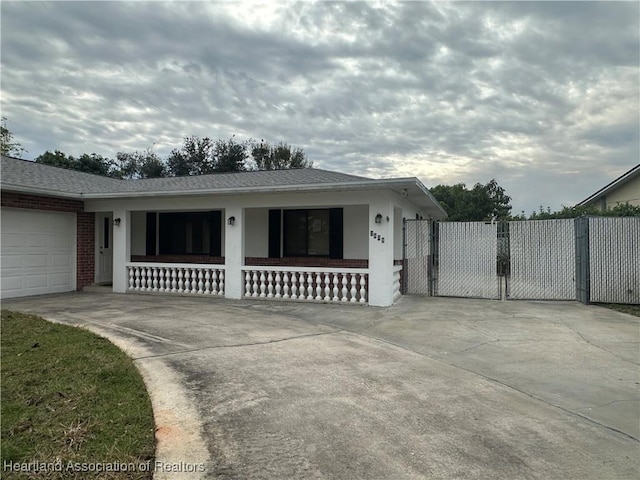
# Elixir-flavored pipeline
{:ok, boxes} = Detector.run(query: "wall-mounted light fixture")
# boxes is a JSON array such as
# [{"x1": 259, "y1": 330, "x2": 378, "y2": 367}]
[
  {"x1": 228, "y1": 216, "x2": 236, "y2": 226},
  {"x1": 113, "y1": 217, "x2": 121, "y2": 227},
  {"x1": 375, "y1": 213, "x2": 383, "y2": 224}
]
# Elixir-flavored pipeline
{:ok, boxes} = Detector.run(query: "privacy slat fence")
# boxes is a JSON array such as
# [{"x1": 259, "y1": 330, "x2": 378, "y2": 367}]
[
  {"x1": 509, "y1": 219, "x2": 575, "y2": 300},
  {"x1": 404, "y1": 216, "x2": 639, "y2": 304},
  {"x1": 404, "y1": 219, "x2": 431, "y2": 295},
  {"x1": 438, "y1": 222, "x2": 499, "y2": 299},
  {"x1": 589, "y1": 217, "x2": 640, "y2": 304}
]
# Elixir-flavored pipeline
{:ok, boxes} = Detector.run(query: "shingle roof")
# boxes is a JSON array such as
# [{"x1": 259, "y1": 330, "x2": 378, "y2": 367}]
[
  {"x1": 1, "y1": 155, "x2": 372, "y2": 197},
  {"x1": 1, "y1": 155, "x2": 124, "y2": 195}
]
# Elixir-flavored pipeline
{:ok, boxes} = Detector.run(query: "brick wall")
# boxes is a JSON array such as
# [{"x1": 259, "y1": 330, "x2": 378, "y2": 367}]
[
  {"x1": 1, "y1": 191, "x2": 84, "y2": 213},
  {"x1": 1, "y1": 191, "x2": 94, "y2": 291},
  {"x1": 77, "y1": 212, "x2": 95, "y2": 290}
]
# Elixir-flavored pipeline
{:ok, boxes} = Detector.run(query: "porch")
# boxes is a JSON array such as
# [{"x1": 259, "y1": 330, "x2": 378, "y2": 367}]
[{"x1": 88, "y1": 187, "x2": 429, "y2": 307}]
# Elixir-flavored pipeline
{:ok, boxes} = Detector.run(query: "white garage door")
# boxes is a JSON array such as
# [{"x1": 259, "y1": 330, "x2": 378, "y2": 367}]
[{"x1": 1, "y1": 208, "x2": 76, "y2": 299}]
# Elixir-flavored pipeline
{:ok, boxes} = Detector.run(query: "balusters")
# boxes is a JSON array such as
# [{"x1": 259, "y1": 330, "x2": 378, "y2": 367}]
[
  {"x1": 245, "y1": 271, "x2": 252, "y2": 297},
  {"x1": 333, "y1": 274, "x2": 339, "y2": 301},
  {"x1": 324, "y1": 274, "x2": 331, "y2": 301},
  {"x1": 306, "y1": 273, "x2": 314, "y2": 300},
  {"x1": 259, "y1": 272, "x2": 267, "y2": 297},
  {"x1": 211, "y1": 270, "x2": 218, "y2": 295},
  {"x1": 128, "y1": 267, "x2": 134, "y2": 290},
  {"x1": 158, "y1": 268, "x2": 165, "y2": 292},
  {"x1": 152, "y1": 268, "x2": 159, "y2": 292},
  {"x1": 291, "y1": 272, "x2": 298, "y2": 299},
  {"x1": 134, "y1": 267, "x2": 141, "y2": 290},
  {"x1": 315, "y1": 274, "x2": 322, "y2": 300},
  {"x1": 205, "y1": 270, "x2": 211, "y2": 294},
  {"x1": 191, "y1": 269, "x2": 198, "y2": 293},
  {"x1": 282, "y1": 272, "x2": 290, "y2": 299},
  {"x1": 359, "y1": 274, "x2": 367, "y2": 303},
  {"x1": 218, "y1": 270, "x2": 224, "y2": 295},
  {"x1": 171, "y1": 268, "x2": 177, "y2": 292},
  {"x1": 177, "y1": 269, "x2": 184, "y2": 292},
  {"x1": 275, "y1": 272, "x2": 282, "y2": 298},
  {"x1": 350, "y1": 274, "x2": 357, "y2": 302},
  {"x1": 341, "y1": 275, "x2": 348, "y2": 301},
  {"x1": 267, "y1": 271, "x2": 274, "y2": 298},
  {"x1": 252, "y1": 271, "x2": 259, "y2": 297}
]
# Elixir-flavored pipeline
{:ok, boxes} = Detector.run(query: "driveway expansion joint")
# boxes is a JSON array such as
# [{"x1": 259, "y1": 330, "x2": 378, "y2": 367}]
[{"x1": 132, "y1": 329, "x2": 344, "y2": 360}]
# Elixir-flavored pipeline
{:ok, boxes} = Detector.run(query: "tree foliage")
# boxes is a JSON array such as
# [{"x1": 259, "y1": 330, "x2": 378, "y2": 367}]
[
  {"x1": 35, "y1": 150, "x2": 115, "y2": 177},
  {"x1": 513, "y1": 202, "x2": 640, "y2": 220},
  {"x1": 27, "y1": 134, "x2": 311, "y2": 178},
  {"x1": 250, "y1": 140, "x2": 312, "y2": 170},
  {"x1": 115, "y1": 150, "x2": 166, "y2": 179},
  {"x1": 430, "y1": 180, "x2": 512, "y2": 221},
  {"x1": 1, "y1": 117, "x2": 25, "y2": 157}
]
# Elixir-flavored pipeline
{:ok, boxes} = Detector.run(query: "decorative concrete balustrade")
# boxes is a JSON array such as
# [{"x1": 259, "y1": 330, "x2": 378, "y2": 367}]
[
  {"x1": 126, "y1": 263, "x2": 225, "y2": 295},
  {"x1": 393, "y1": 265, "x2": 403, "y2": 302},
  {"x1": 242, "y1": 267, "x2": 369, "y2": 303}
]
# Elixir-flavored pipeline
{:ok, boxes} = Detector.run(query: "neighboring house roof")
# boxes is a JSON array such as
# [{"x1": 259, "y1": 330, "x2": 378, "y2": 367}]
[
  {"x1": 0, "y1": 155, "x2": 447, "y2": 218},
  {"x1": 578, "y1": 164, "x2": 640, "y2": 207}
]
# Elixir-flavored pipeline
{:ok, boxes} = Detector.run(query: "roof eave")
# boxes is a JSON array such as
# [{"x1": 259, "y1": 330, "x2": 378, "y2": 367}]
[{"x1": 577, "y1": 164, "x2": 640, "y2": 206}]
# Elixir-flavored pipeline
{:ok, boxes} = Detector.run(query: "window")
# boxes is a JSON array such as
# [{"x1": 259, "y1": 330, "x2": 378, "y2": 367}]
[
  {"x1": 158, "y1": 211, "x2": 221, "y2": 256},
  {"x1": 283, "y1": 209, "x2": 330, "y2": 256}
]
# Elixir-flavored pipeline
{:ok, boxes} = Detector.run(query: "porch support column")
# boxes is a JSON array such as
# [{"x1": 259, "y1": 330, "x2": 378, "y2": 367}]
[
  {"x1": 112, "y1": 209, "x2": 130, "y2": 293},
  {"x1": 224, "y1": 206, "x2": 245, "y2": 299},
  {"x1": 368, "y1": 198, "x2": 394, "y2": 307}
]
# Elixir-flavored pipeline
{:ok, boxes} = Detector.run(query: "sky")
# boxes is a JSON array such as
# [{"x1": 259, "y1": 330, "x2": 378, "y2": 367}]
[{"x1": 1, "y1": 1, "x2": 638, "y2": 215}]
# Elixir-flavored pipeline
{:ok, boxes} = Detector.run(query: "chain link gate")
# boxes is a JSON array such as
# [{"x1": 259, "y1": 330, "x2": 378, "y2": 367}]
[
  {"x1": 508, "y1": 219, "x2": 576, "y2": 300},
  {"x1": 402, "y1": 219, "x2": 434, "y2": 295}
]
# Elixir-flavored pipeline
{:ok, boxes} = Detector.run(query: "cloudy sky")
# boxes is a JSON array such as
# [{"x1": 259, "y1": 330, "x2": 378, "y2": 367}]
[{"x1": 2, "y1": 1, "x2": 638, "y2": 215}]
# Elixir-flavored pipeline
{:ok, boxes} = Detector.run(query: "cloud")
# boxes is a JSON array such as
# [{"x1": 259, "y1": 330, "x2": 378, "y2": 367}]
[{"x1": 1, "y1": 0, "x2": 638, "y2": 215}]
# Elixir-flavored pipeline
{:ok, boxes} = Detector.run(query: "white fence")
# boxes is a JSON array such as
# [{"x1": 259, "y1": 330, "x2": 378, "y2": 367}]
[
  {"x1": 437, "y1": 222, "x2": 499, "y2": 299},
  {"x1": 404, "y1": 220, "x2": 431, "y2": 295},
  {"x1": 589, "y1": 217, "x2": 640, "y2": 304},
  {"x1": 242, "y1": 267, "x2": 369, "y2": 303},
  {"x1": 126, "y1": 263, "x2": 225, "y2": 296},
  {"x1": 509, "y1": 219, "x2": 576, "y2": 300}
]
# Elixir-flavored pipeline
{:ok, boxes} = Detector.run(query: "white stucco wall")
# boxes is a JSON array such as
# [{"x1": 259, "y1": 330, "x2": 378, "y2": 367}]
[
  {"x1": 343, "y1": 204, "x2": 369, "y2": 259},
  {"x1": 606, "y1": 175, "x2": 640, "y2": 208}
]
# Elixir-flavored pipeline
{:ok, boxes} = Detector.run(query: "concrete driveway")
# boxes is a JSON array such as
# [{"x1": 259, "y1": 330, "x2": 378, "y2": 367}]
[{"x1": 3, "y1": 293, "x2": 639, "y2": 479}]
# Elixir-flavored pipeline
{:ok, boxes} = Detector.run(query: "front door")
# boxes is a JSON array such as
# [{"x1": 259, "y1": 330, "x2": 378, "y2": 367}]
[{"x1": 96, "y1": 213, "x2": 113, "y2": 284}]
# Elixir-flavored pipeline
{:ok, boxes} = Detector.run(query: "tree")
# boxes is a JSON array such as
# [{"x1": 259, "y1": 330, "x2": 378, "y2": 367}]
[
  {"x1": 213, "y1": 136, "x2": 248, "y2": 172},
  {"x1": 1, "y1": 117, "x2": 25, "y2": 157},
  {"x1": 250, "y1": 140, "x2": 312, "y2": 170},
  {"x1": 430, "y1": 180, "x2": 512, "y2": 221},
  {"x1": 115, "y1": 150, "x2": 166, "y2": 179},
  {"x1": 167, "y1": 135, "x2": 216, "y2": 176},
  {"x1": 35, "y1": 150, "x2": 116, "y2": 177},
  {"x1": 522, "y1": 202, "x2": 640, "y2": 220},
  {"x1": 35, "y1": 150, "x2": 76, "y2": 169}
]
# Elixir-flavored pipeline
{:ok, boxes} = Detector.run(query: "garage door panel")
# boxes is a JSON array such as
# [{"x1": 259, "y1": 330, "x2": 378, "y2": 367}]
[
  {"x1": 52, "y1": 254, "x2": 72, "y2": 267},
  {"x1": 26, "y1": 274, "x2": 48, "y2": 288},
  {"x1": 1, "y1": 276, "x2": 23, "y2": 292},
  {"x1": 2, "y1": 233, "x2": 25, "y2": 248},
  {"x1": 1, "y1": 208, "x2": 76, "y2": 299},
  {"x1": 28, "y1": 234, "x2": 50, "y2": 248},
  {"x1": 50, "y1": 272, "x2": 72, "y2": 286},
  {"x1": 1, "y1": 254, "x2": 23, "y2": 269},
  {"x1": 27, "y1": 254, "x2": 48, "y2": 268}
]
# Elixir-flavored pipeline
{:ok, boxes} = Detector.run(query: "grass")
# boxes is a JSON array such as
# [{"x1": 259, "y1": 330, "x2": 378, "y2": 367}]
[
  {"x1": 596, "y1": 303, "x2": 640, "y2": 317},
  {"x1": 1, "y1": 311, "x2": 155, "y2": 479}
]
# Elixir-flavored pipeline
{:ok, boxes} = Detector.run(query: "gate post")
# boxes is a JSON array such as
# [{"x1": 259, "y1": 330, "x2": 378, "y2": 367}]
[
  {"x1": 575, "y1": 216, "x2": 590, "y2": 304},
  {"x1": 401, "y1": 218, "x2": 407, "y2": 295}
]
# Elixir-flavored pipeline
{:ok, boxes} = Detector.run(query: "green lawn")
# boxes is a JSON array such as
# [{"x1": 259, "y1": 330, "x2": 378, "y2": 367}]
[{"x1": 1, "y1": 311, "x2": 155, "y2": 479}]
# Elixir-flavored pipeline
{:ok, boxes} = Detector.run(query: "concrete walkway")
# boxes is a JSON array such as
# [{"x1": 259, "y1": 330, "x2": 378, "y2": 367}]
[{"x1": 3, "y1": 293, "x2": 639, "y2": 479}]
